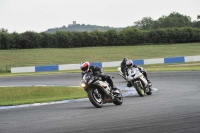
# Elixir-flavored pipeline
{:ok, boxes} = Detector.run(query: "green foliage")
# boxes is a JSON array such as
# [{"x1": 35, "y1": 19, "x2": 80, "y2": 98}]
[
  {"x1": 40, "y1": 32, "x2": 58, "y2": 48},
  {"x1": 146, "y1": 27, "x2": 200, "y2": 43},
  {"x1": 157, "y1": 12, "x2": 191, "y2": 28},
  {"x1": 55, "y1": 31, "x2": 71, "y2": 48},
  {"x1": 17, "y1": 31, "x2": 43, "y2": 49},
  {"x1": 105, "y1": 29, "x2": 119, "y2": 46},
  {"x1": 121, "y1": 27, "x2": 148, "y2": 44},
  {"x1": 0, "y1": 32, "x2": 14, "y2": 49},
  {"x1": 46, "y1": 24, "x2": 123, "y2": 33},
  {"x1": 192, "y1": 21, "x2": 200, "y2": 28},
  {"x1": 134, "y1": 17, "x2": 154, "y2": 30},
  {"x1": 0, "y1": 27, "x2": 200, "y2": 49},
  {"x1": 0, "y1": 28, "x2": 8, "y2": 33},
  {"x1": 134, "y1": 12, "x2": 195, "y2": 30}
]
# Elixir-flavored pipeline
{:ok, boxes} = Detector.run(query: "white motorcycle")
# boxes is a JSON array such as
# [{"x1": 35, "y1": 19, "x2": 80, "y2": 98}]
[{"x1": 126, "y1": 67, "x2": 152, "y2": 97}]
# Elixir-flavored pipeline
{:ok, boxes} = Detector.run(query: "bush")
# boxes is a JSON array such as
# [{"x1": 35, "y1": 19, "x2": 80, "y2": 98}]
[{"x1": 0, "y1": 27, "x2": 199, "y2": 49}]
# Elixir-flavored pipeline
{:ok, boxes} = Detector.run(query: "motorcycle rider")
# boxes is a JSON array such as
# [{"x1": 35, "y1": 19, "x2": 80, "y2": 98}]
[
  {"x1": 120, "y1": 57, "x2": 128, "y2": 77},
  {"x1": 125, "y1": 59, "x2": 152, "y2": 87},
  {"x1": 80, "y1": 61, "x2": 118, "y2": 91}
]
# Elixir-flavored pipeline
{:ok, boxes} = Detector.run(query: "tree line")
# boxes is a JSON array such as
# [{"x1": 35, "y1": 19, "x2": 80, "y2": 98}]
[
  {"x1": 0, "y1": 27, "x2": 200, "y2": 49},
  {"x1": 46, "y1": 24, "x2": 124, "y2": 33},
  {"x1": 134, "y1": 12, "x2": 200, "y2": 30},
  {"x1": 46, "y1": 12, "x2": 200, "y2": 33},
  {"x1": 0, "y1": 12, "x2": 200, "y2": 49}
]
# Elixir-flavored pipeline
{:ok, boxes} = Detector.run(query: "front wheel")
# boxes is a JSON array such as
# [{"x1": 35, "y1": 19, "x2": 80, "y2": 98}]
[
  {"x1": 113, "y1": 91, "x2": 123, "y2": 105},
  {"x1": 134, "y1": 81, "x2": 145, "y2": 97},
  {"x1": 88, "y1": 88, "x2": 103, "y2": 108}
]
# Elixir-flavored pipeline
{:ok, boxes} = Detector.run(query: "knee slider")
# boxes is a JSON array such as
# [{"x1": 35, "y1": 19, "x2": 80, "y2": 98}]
[{"x1": 127, "y1": 81, "x2": 132, "y2": 87}]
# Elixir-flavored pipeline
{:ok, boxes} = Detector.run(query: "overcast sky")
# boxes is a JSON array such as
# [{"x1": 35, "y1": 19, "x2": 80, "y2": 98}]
[{"x1": 0, "y1": 0, "x2": 199, "y2": 33}]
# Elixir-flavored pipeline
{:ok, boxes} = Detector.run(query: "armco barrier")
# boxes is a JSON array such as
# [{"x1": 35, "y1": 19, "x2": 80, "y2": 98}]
[
  {"x1": 11, "y1": 55, "x2": 200, "y2": 73},
  {"x1": 164, "y1": 56, "x2": 185, "y2": 64},
  {"x1": 35, "y1": 65, "x2": 59, "y2": 72},
  {"x1": 133, "y1": 59, "x2": 144, "y2": 65}
]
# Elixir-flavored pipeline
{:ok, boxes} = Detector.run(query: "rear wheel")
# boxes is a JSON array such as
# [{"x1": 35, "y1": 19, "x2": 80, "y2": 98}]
[
  {"x1": 134, "y1": 81, "x2": 145, "y2": 97},
  {"x1": 88, "y1": 88, "x2": 103, "y2": 108},
  {"x1": 146, "y1": 88, "x2": 152, "y2": 95},
  {"x1": 113, "y1": 91, "x2": 123, "y2": 105},
  {"x1": 146, "y1": 91, "x2": 152, "y2": 95}
]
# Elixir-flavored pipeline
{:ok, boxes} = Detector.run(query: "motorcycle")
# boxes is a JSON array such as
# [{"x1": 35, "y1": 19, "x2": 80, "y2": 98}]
[
  {"x1": 118, "y1": 67, "x2": 128, "y2": 81},
  {"x1": 127, "y1": 67, "x2": 152, "y2": 97},
  {"x1": 80, "y1": 72, "x2": 123, "y2": 108}
]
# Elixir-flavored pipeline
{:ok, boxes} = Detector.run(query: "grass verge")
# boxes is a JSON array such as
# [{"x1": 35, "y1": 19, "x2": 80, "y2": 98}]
[
  {"x1": 0, "y1": 86, "x2": 86, "y2": 106},
  {"x1": 1, "y1": 43, "x2": 200, "y2": 72}
]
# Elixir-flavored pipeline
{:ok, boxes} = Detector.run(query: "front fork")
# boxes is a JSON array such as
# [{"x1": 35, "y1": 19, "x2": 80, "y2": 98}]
[{"x1": 132, "y1": 80, "x2": 146, "y2": 92}]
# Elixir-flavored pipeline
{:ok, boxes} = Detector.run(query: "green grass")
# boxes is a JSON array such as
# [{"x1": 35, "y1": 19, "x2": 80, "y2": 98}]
[
  {"x1": 0, "y1": 43, "x2": 200, "y2": 72},
  {"x1": 1, "y1": 43, "x2": 200, "y2": 106},
  {"x1": 0, "y1": 86, "x2": 86, "y2": 106},
  {"x1": 143, "y1": 62, "x2": 200, "y2": 71}
]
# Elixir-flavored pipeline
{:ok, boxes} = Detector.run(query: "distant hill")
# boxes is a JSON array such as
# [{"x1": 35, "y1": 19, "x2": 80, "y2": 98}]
[{"x1": 45, "y1": 23, "x2": 124, "y2": 33}]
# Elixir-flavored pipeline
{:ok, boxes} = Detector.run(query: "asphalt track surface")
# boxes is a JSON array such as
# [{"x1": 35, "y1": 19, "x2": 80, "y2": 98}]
[{"x1": 0, "y1": 72, "x2": 200, "y2": 133}]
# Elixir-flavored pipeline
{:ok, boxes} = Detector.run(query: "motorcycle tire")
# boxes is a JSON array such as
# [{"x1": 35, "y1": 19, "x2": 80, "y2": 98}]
[
  {"x1": 88, "y1": 88, "x2": 103, "y2": 108},
  {"x1": 134, "y1": 82, "x2": 145, "y2": 97},
  {"x1": 146, "y1": 91, "x2": 152, "y2": 95},
  {"x1": 146, "y1": 88, "x2": 152, "y2": 95},
  {"x1": 113, "y1": 91, "x2": 123, "y2": 105}
]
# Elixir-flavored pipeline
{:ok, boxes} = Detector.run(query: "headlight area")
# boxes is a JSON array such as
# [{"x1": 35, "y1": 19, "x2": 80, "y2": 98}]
[{"x1": 80, "y1": 82, "x2": 86, "y2": 88}]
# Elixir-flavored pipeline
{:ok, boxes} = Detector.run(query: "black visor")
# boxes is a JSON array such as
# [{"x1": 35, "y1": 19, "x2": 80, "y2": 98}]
[
  {"x1": 81, "y1": 66, "x2": 88, "y2": 72},
  {"x1": 126, "y1": 63, "x2": 132, "y2": 67}
]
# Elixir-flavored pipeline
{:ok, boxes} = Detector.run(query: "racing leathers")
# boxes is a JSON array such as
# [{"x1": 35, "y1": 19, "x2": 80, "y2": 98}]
[
  {"x1": 81, "y1": 66, "x2": 118, "y2": 90},
  {"x1": 120, "y1": 61, "x2": 126, "y2": 77},
  {"x1": 120, "y1": 58, "x2": 128, "y2": 77}
]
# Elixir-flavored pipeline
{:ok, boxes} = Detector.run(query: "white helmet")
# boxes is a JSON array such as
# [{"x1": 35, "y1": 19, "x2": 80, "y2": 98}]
[{"x1": 126, "y1": 60, "x2": 133, "y2": 68}]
